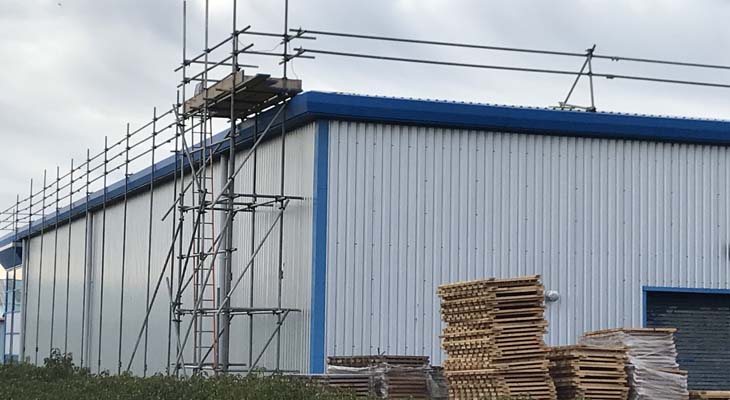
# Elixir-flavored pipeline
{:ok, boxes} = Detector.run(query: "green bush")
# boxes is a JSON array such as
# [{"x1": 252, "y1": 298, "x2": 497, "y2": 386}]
[{"x1": 0, "y1": 350, "x2": 359, "y2": 400}]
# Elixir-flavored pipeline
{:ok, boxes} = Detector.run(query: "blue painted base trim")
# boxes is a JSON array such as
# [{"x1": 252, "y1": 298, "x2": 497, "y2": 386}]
[
  {"x1": 642, "y1": 286, "x2": 730, "y2": 327},
  {"x1": 309, "y1": 120, "x2": 329, "y2": 373}
]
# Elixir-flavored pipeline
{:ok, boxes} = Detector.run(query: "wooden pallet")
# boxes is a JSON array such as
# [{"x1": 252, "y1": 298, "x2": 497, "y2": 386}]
[
  {"x1": 690, "y1": 391, "x2": 730, "y2": 400},
  {"x1": 305, "y1": 374, "x2": 378, "y2": 398},
  {"x1": 438, "y1": 275, "x2": 557, "y2": 400},
  {"x1": 548, "y1": 345, "x2": 629, "y2": 400}
]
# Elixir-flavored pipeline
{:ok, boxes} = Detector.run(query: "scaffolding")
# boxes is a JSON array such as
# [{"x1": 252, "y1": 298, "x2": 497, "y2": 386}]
[
  {"x1": 123, "y1": 0, "x2": 304, "y2": 375},
  {"x1": 0, "y1": 0, "x2": 309, "y2": 376}
]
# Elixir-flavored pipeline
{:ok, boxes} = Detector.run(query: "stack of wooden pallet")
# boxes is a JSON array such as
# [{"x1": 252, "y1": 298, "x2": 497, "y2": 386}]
[
  {"x1": 690, "y1": 391, "x2": 730, "y2": 400},
  {"x1": 548, "y1": 345, "x2": 629, "y2": 400},
  {"x1": 581, "y1": 328, "x2": 689, "y2": 400},
  {"x1": 325, "y1": 355, "x2": 431, "y2": 399},
  {"x1": 438, "y1": 275, "x2": 557, "y2": 400},
  {"x1": 306, "y1": 373, "x2": 378, "y2": 398}
]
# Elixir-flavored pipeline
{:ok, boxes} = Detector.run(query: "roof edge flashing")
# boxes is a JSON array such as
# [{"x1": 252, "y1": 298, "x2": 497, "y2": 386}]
[{"x1": 2, "y1": 91, "x2": 729, "y2": 247}]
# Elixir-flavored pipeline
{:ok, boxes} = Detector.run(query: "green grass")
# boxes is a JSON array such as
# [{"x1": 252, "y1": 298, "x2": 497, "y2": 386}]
[{"x1": 0, "y1": 350, "x2": 359, "y2": 400}]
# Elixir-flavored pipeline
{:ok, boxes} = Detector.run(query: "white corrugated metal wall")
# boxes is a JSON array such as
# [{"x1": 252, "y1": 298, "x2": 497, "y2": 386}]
[
  {"x1": 22, "y1": 122, "x2": 316, "y2": 374},
  {"x1": 324, "y1": 120, "x2": 730, "y2": 366},
  {"x1": 228, "y1": 122, "x2": 315, "y2": 372},
  {"x1": 25, "y1": 217, "x2": 88, "y2": 366}
]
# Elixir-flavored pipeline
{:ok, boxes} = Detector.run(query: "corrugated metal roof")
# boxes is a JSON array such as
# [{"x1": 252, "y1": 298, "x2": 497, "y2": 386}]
[{"x1": 326, "y1": 91, "x2": 730, "y2": 123}]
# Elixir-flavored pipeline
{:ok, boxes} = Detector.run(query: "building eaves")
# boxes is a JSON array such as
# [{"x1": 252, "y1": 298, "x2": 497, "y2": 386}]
[{"x1": 2, "y1": 90, "x2": 729, "y2": 247}]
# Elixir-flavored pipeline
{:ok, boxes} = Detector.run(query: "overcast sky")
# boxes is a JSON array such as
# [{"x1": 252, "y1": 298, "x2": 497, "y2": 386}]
[{"x1": 1, "y1": 0, "x2": 729, "y2": 210}]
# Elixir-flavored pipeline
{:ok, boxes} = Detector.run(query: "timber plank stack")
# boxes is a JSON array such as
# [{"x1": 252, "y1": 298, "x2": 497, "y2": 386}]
[
  {"x1": 307, "y1": 373, "x2": 378, "y2": 398},
  {"x1": 581, "y1": 328, "x2": 689, "y2": 400},
  {"x1": 438, "y1": 275, "x2": 557, "y2": 400},
  {"x1": 690, "y1": 391, "x2": 730, "y2": 400},
  {"x1": 325, "y1": 355, "x2": 430, "y2": 399},
  {"x1": 548, "y1": 345, "x2": 629, "y2": 400}
]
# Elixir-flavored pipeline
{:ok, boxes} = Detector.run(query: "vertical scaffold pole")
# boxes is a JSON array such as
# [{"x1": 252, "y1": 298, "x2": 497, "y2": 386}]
[
  {"x1": 117, "y1": 124, "x2": 131, "y2": 374},
  {"x1": 64, "y1": 159, "x2": 74, "y2": 354},
  {"x1": 34, "y1": 170, "x2": 47, "y2": 365},
  {"x1": 20, "y1": 179, "x2": 33, "y2": 363},
  {"x1": 219, "y1": 0, "x2": 239, "y2": 373},
  {"x1": 275, "y1": 0, "x2": 290, "y2": 371},
  {"x1": 97, "y1": 136, "x2": 108, "y2": 374},
  {"x1": 2, "y1": 260, "x2": 7, "y2": 363},
  {"x1": 80, "y1": 149, "x2": 91, "y2": 368},
  {"x1": 174, "y1": 1, "x2": 188, "y2": 376},
  {"x1": 587, "y1": 44, "x2": 597, "y2": 112},
  {"x1": 248, "y1": 114, "x2": 258, "y2": 370},
  {"x1": 49, "y1": 166, "x2": 60, "y2": 354}
]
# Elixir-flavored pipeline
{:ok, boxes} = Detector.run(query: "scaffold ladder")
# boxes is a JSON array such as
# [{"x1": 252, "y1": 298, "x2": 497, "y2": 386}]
[{"x1": 191, "y1": 116, "x2": 219, "y2": 372}]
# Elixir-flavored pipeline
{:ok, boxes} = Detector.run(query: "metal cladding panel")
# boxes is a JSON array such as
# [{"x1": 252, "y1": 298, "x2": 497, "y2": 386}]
[
  {"x1": 324, "y1": 120, "x2": 730, "y2": 366},
  {"x1": 24, "y1": 181, "x2": 177, "y2": 374},
  {"x1": 229, "y1": 122, "x2": 315, "y2": 373},
  {"x1": 646, "y1": 291, "x2": 730, "y2": 390},
  {"x1": 85, "y1": 181, "x2": 180, "y2": 376},
  {"x1": 24, "y1": 217, "x2": 87, "y2": 365}
]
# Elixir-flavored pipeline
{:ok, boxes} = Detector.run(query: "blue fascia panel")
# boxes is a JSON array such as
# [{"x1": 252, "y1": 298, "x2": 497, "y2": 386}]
[
  {"x1": 309, "y1": 120, "x2": 329, "y2": 373},
  {"x1": 0, "y1": 244, "x2": 22, "y2": 270},
  {"x1": 3, "y1": 91, "x2": 730, "y2": 248},
  {"x1": 301, "y1": 92, "x2": 730, "y2": 145}
]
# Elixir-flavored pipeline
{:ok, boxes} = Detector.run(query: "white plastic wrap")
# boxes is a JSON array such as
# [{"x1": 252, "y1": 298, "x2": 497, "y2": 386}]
[
  {"x1": 581, "y1": 330, "x2": 689, "y2": 400},
  {"x1": 427, "y1": 367, "x2": 449, "y2": 400},
  {"x1": 327, "y1": 364, "x2": 380, "y2": 375},
  {"x1": 326, "y1": 363, "x2": 430, "y2": 399}
]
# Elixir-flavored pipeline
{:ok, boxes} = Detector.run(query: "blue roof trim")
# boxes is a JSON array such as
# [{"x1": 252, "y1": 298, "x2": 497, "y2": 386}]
[
  {"x1": 3, "y1": 91, "x2": 730, "y2": 247},
  {"x1": 301, "y1": 92, "x2": 730, "y2": 145}
]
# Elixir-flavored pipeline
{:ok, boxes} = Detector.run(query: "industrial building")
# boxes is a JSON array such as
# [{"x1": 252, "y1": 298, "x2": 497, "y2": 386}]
[
  {"x1": 3, "y1": 2, "x2": 730, "y2": 395},
  {"x1": 2, "y1": 90, "x2": 730, "y2": 389},
  {"x1": 1, "y1": 247, "x2": 22, "y2": 363}
]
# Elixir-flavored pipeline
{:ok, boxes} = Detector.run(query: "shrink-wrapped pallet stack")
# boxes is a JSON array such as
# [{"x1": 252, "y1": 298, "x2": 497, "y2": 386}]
[
  {"x1": 581, "y1": 328, "x2": 689, "y2": 400},
  {"x1": 548, "y1": 345, "x2": 629, "y2": 400},
  {"x1": 323, "y1": 355, "x2": 431, "y2": 399},
  {"x1": 438, "y1": 275, "x2": 557, "y2": 400}
]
